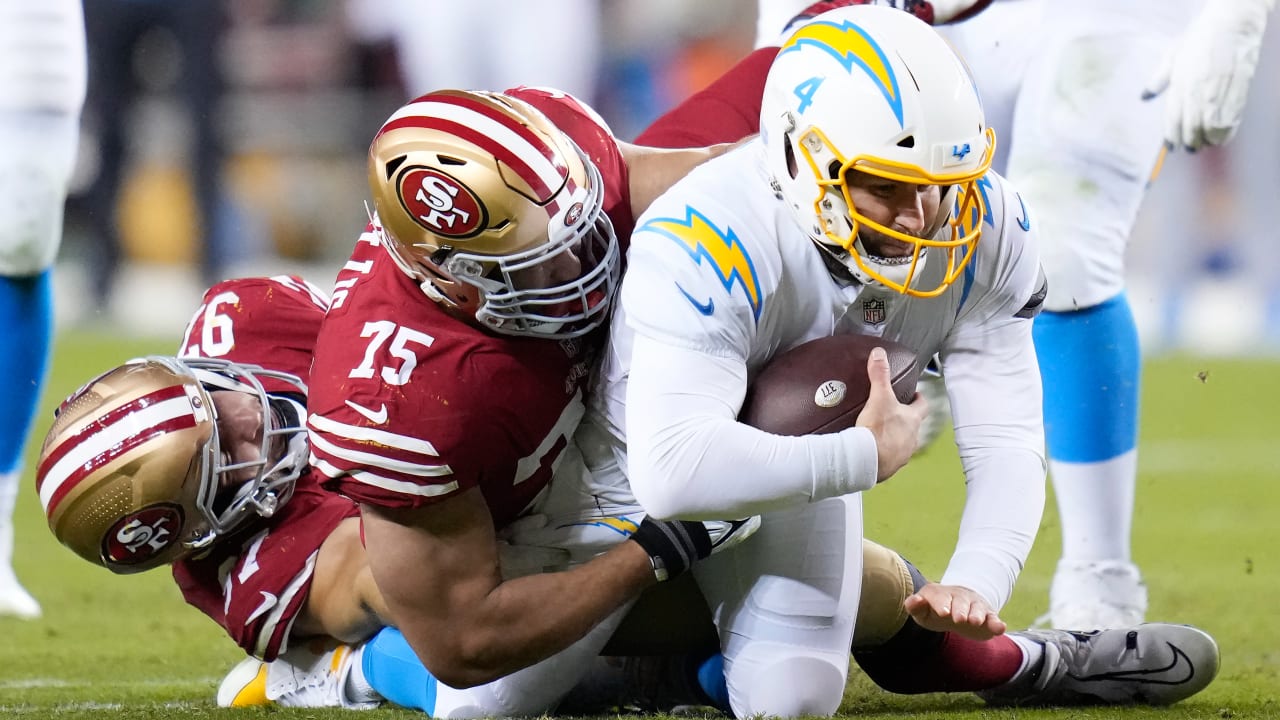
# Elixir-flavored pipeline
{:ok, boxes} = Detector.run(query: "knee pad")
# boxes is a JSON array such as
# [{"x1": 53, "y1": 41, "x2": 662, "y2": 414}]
[
  {"x1": 735, "y1": 653, "x2": 847, "y2": 718},
  {"x1": 851, "y1": 539, "x2": 915, "y2": 649},
  {"x1": 851, "y1": 548, "x2": 946, "y2": 694}
]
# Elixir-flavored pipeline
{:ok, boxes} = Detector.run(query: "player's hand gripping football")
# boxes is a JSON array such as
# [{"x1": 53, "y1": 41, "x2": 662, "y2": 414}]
[
  {"x1": 904, "y1": 582, "x2": 1008, "y2": 640},
  {"x1": 857, "y1": 347, "x2": 928, "y2": 482}
]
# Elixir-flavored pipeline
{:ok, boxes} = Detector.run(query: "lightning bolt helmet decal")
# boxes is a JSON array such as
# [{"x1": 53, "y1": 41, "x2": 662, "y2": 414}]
[{"x1": 779, "y1": 19, "x2": 904, "y2": 128}]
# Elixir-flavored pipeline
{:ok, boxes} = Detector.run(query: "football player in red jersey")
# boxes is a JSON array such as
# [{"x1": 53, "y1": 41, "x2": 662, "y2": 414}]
[
  {"x1": 36, "y1": 276, "x2": 389, "y2": 667},
  {"x1": 38, "y1": 274, "x2": 666, "y2": 711},
  {"x1": 301, "y1": 0, "x2": 1014, "y2": 696},
  {"x1": 36, "y1": 275, "x2": 584, "y2": 710},
  {"x1": 305, "y1": 87, "x2": 759, "y2": 691},
  {"x1": 33, "y1": 273, "x2": 933, "y2": 714}
]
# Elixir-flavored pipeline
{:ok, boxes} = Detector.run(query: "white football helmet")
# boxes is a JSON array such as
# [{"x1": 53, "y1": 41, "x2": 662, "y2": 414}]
[{"x1": 761, "y1": 4, "x2": 995, "y2": 297}]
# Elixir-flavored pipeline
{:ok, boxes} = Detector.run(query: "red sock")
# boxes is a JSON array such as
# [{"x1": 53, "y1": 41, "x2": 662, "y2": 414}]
[
  {"x1": 854, "y1": 622, "x2": 1024, "y2": 693},
  {"x1": 927, "y1": 633, "x2": 1024, "y2": 691}
]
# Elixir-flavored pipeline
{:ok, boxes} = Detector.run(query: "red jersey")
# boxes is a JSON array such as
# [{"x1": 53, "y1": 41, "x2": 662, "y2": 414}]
[
  {"x1": 307, "y1": 89, "x2": 629, "y2": 527},
  {"x1": 172, "y1": 475, "x2": 357, "y2": 660},
  {"x1": 177, "y1": 274, "x2": 331, "y2": 389},
  {"x1": 172, "y1": 276, "x2": 361, "y2": 660}
]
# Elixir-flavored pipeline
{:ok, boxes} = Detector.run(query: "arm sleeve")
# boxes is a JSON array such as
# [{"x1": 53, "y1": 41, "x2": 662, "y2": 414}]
[
  {"x1": 937, "y1": 326, "x2": 1046, "y2": 609},
  {"x1": 625, "y1": 334, "x2": 879, "y2": 520},
  {"x1": 936, "y1": 212, "x2": 1047, "y2": 609},
  {"x1": 938, "y1": 446, "x2": 1045, "y2": 610}
]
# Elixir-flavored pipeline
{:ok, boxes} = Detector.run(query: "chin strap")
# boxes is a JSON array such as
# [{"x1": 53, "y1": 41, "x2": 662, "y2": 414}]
[{"x1": 812, "y1": 240, "x2": 861, "y2": 287}]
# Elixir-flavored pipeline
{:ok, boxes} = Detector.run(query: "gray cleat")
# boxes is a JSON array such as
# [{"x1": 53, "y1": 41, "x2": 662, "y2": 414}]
[{"x1": 978, "y1": 623, "x2": 1220, "y2": 706}]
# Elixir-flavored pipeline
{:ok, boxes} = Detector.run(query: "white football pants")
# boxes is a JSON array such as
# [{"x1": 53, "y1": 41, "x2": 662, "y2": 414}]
[{"x1": 695, "y1": 494, "x2": 864, "y2": 718}]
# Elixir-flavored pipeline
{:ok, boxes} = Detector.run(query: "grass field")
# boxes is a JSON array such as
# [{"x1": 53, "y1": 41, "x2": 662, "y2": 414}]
[{"x1": 1, "y1": 330, "x2": 1277, "y2": 719}]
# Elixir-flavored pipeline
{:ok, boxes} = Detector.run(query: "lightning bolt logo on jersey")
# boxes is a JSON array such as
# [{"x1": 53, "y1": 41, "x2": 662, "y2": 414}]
[
  {"x1": 779, "y1": 18, "x2": 903, "y2": 126},
  {"x1": 640, "y1": 206, "x2": 763, "y2": 322}
]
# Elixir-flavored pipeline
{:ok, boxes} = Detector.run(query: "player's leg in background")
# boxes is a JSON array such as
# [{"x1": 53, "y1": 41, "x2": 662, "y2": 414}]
[
  {"x1": 1007, "y1": 0, "x2": 1195, "y2": 629},
  {"x1": 695, "y1": 494, "x2": 863, "y2": 718},
  {"x1": 0, "y1": 0, "x2": 86, "y2": 619},
  {"x1": 166, "y1": 0, "x2": 231, "y2": 288},
  {"x1": 489, "y1": 0, "x2": 600, "y2": 105},
  {"x1": 380, "y1": 0, "x2": 599, "y2": 103},
  {"x1": 80, "y1": 0, "x2": 139, "y2": 309}
]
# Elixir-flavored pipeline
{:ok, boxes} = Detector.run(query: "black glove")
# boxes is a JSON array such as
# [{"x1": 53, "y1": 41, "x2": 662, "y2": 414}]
[{"x1": 629, "y1": 517, "x2": 712, "y2": 582}]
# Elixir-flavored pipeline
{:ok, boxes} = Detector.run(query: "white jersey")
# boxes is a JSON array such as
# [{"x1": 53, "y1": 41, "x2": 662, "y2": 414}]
[{"x1": 586, "y1": 139, "x2": 1047, "y2": 608}]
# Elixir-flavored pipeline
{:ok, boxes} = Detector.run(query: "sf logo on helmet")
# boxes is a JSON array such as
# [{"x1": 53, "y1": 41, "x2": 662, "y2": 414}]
[
  {"x1": 400, "y1": 167, "x2": 486, "y2": 238},
  {"x1": 102, "y1": 504, "x2": 182, "y2": 565}
]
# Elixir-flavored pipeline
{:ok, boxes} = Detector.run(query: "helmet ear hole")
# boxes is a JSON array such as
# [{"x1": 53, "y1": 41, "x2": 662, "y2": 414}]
[
  {"x1": 384, "y1": 155, "x2": 408, "y2": 179},
  {"x1": 784, "y1": 133, "x2": 799, "y2": 180},
  {"x1": 827, "y1": 160, "x2": 842, "y2": 181},
  {"x1": 896, "y1": 135, "x2": 915, "y2": 149}
]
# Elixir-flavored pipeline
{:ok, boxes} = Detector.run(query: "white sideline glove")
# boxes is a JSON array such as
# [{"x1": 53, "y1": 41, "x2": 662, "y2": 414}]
[{"x1": 1142, "y1": 0, "x2": 1276, "y2": 152}]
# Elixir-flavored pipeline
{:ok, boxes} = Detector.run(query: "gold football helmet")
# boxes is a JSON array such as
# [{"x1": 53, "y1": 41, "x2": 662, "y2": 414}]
[
  {"x1": 368, "y1": 89, "x2": 619, "y2": 339},
  {"x1": 36, "y1": 357, "x2": 309, "y2": 574}
]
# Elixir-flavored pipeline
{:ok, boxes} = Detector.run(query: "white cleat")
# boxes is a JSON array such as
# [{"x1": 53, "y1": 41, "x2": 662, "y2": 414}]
[
  {"x1": 1047, "y1": 560, "x2": 1148, "y2": 630},
  {"x1": 217, "y1": 656, "x2": 271, "y2": 707},
  {"x1": 216, "y1": 641, "x2": 378, "y2": 709},
  {"x1": 978, "y1": 624, "x2": 1220, "y2": 706},
  {"x1": 0, "y1": 566, "x2": 41, "y2": 619}
]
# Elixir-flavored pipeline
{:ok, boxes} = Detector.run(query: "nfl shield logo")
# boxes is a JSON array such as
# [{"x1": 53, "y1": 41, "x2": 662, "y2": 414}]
[{"x1": 863, "y1": 298, "x2": 886, "y2": 325}]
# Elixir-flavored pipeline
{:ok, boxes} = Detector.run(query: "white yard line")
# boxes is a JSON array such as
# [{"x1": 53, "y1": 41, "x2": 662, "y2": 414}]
[
  {"x1": 0, "y1": 677, "x2": 220, "y2": 689},
  {"x1": 0, "y1": 700, "x2": 202, "y2": 714}
]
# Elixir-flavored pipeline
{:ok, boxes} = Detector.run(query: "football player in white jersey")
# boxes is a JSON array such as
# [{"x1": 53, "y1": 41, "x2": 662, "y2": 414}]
[
  {"x1": 940, "y1": 0, "x2": 1274, "y2": 629},
  {"x1": 0, "y1": 0, "x2": 86, "y2": 619},
  {"x1": 583, "y1": 6, "x2": 1219, "y2": 716}
]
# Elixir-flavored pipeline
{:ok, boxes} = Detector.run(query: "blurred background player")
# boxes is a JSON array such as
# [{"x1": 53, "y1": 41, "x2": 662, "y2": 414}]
[
  {"x1": 344, "y1": 0, "x2": 599, "y2": 103},
  {"x1": 80, "y1": 0, "x2": 231, "y2": 307},
  {"x1": 0, "y1": 0, "x2": 86, "y2": 619},
  {"x1": 939, "y1": 0, "x2": 1275, "y2": 630}
]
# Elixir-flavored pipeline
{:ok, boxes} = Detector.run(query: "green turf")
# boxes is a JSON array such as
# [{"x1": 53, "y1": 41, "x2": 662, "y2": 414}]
[{"x1": 2, "y1": 331, "x2": 1277, "y2": 718}]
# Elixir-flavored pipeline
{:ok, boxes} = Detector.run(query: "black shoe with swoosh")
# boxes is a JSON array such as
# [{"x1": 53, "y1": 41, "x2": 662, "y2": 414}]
[{"x1": 978, "y1": 624, "x2": 1220, "y2": 706}]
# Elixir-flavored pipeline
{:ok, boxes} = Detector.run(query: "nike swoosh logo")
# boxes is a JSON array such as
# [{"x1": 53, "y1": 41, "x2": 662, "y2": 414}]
[
  {"x1": 676, "y1": 284, "x2": 715, "y2": 316},
  {"x1": 345, "y1": 400, "x2": 388, "y2": 424},
  {"x1": 1078, "y1": 642, "x2": 1196, "y2": 685},
  {"x1": 246, "y1": 591, "x2": 277, "y2": 624},
  {"x1": 1015, "y1": 192, "x2": 1031, "y2": 232}
]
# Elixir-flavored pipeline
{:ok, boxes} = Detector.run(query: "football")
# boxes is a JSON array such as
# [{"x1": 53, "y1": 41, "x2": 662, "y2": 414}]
[{"x1": 739, "y1": 334, "x2": 922, "y2": 436}]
